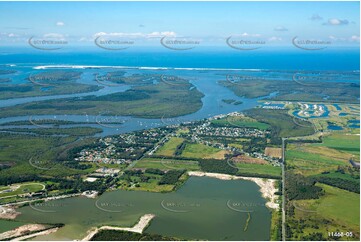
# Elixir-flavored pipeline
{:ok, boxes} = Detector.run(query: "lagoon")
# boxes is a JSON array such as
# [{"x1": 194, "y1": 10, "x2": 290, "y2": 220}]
[{"x1": 15, "y1": 177, "x2": 271, "y2": 241}]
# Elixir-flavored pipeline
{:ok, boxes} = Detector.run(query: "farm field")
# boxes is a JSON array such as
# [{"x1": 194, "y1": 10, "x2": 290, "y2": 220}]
[
  {"x1": 286, "y1": 145, "x2": 350, "y2": 176},
  {"x1": 235, "y1": 163, "x2": 281, "y2": 178},
  {"x1": 134, "y1": 158, "x2": 199, "y2": 171},
  {"x1": 180, "y1": 143, "x2": 227, "y2": 159},
  {"x1": 154, "y1": 137, "x2": 184, "y2": 157},
  {"x1": 314, "y1": 133, "x2": 360, "y2": 156}
]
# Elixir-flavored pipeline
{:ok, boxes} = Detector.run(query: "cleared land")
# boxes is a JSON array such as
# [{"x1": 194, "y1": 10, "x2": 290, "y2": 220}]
[
  {"x1": 265, "y1": 147, "x2": 282, "y2": 158},
  {"x1": 181, "y1": 143, "x2": 226, "y2": 159},
  {"x1": 154, "y1": 137, "x2": 184, "y2": 157},
  {"x1": 314, "y1": 133, "x2": 360, "y2": 156},
  {"x1": 286, "y1": 144, "x2": 350, "y2": 176},
  {"x1": 211, "y1": 115, "x2": 270, "y2": 130},
  {"x1": 235, "y1": 163, "x2": 281, "y2": 178},
  {"x1": 134, "y1": 158, "x2": 199, "y2": 171},
  {"x1": 291, "y1": 183, "x2": 360, "y2": 240}
]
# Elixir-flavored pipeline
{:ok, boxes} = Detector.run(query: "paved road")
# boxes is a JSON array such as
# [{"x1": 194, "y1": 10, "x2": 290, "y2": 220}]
[{"x1": 281, "y1": 137, "x2": 286, "y2": 241}]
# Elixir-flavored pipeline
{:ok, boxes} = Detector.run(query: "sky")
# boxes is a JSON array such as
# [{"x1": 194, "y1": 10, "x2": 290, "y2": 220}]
[{"x1": 0, "y1": 1, "x2": 359, "y2": 48}]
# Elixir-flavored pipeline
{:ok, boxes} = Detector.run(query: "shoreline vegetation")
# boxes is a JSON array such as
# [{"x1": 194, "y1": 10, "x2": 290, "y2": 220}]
[
  {"x1": 82, "y1": 214, "x2": 156, "y2": 241},
  {"x1": 188, "y1": 171, "x2": 279, "y2": 210}
]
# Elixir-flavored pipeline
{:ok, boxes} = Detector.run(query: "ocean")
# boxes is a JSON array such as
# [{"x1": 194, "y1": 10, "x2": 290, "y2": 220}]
[{"x1": 0, "y1": 47, "x2": 359, "y2": 71}]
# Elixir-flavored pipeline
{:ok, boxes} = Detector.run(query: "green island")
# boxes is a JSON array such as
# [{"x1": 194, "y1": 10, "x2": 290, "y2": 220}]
[
  {"x1": 220, "y1": 74, "x2": 359, "y2": 103},
  {"x1": 1, "y1": 127, "x2": 102, "y2": 136},
  {"x1": 0, "y1": 71, "x2": 102, "y2": 99},
  {"x1": 0, "y1": 74, "x2": 204, "y2": 118},
  {"x1": 222, "y1": 99, "x2": 243, "y2": 105}
]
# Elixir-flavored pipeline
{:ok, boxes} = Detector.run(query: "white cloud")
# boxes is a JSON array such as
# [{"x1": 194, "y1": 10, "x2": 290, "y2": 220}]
[
  {"x1": 328, "y1": 35, "x2": 360, "y2": 42},
  {"x1": 274, "y1": 26, "x2": 288, "y2": 32},
  {"x1": 56, "y1": 21, "x2": 65, "y2": 26},
  {"x1": 147, "y1": 31, "x2": 176, "y2": 38},
  {"x1": 94, "y1": 31, "x2": 177, "y2": 39},
  {"x1": 268, "y1": 36, "x2": 282, "y2": 42},
  {"x1": 328, "y1": 35, "x2": 345, "y2": 41},
  {"x1": 235, "y1": 32, "x2": 261, "y2": 37},
  {"x1": 324, "y1": 18, "x2": 349, "y2": 26},
  {"x1": 350, "y1": 35, "x2": 360, "y2": 42}
]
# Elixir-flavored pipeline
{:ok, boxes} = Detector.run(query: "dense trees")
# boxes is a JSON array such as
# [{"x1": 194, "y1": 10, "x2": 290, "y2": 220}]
[
  {"x1": 145, "y1": 168, "x2": 164, "y2": 175},
  {"x1": 91, "y1": 230, "x2": 179, "y2": 241},
  {"x1": 158, "y1": 169, "x2": 186, "y2": 185},
  {"x1": 285, "y1": 173, "x2": 324, "y2": 200},
  {"x1": 315, "y1": 177, "x2": 360, "y2": 194},
  {"x1": 199, "y1": 159, "x2": 238, "y2": 175},
  {"x1": 174, "y1": 142, "x2": 186, "y2": 156}
]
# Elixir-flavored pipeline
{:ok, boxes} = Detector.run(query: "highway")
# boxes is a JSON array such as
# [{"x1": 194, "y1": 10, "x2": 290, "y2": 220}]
[{"x1": 281, "y1": 137, "x2": 286, "y2": 241}]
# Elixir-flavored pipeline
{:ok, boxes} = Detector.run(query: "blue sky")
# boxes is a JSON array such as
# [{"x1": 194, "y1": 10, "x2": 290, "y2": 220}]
[{"x1": 0, "y1": 1, "x2": 359, "y2": 48}]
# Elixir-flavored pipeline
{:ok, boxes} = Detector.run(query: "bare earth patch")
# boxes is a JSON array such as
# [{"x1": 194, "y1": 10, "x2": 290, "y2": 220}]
[
  {"x1": 265, "y1": 147, "x2": 282, "y2": 159},
  {"x1": 231, "y1": 154, "x2": 268, "y2": 164},
  {"x1": 0, "y1": 205, "x2": 20, "y2": 220},
  {"x1": 205, "y1": 150, "x2": 230, "y2": 160},
  {"x1": 0, "y1": 224, "x2": 49, "y2": 240}
]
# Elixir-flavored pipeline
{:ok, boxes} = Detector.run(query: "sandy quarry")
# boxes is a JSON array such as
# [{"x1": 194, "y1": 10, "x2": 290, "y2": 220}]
[
  {"x1": 0, "y1": 224, "x2": 51, "y2": 241},
  {"x1": 0, "y1": 205, "x2": 20, "y2": 220}
]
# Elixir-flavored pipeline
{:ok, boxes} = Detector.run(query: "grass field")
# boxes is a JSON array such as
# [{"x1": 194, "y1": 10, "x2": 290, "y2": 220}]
[
  {"x1": 314, "y1": 133, "x2": 360, "y2": 156},
  {"x1": 134, "y1": 158, "x2": 199, "y2": 170},
  {"x1": 211, "y1": 115, "x2": 270, "y2": 130},
  {"x1": 181, "y1": 143, "x2": 225, "y2": 159},
  {"x1": 0, "y1": 182, "x2": 45, "y2": 198},
  {"x1": 291, "y1": 183, "x2": 360, "y2": 240},
  {"x1": 286, "y1": 143, "x2": 351, "y2": 176},
  {"x1": 312, "y1": 171, "x2": 359, "y2": 182},
  {"x1": 316, "y1": 183, "x2": 359, "y2": 229},
  {"x1": 154, "y1": 137, "x2": 184, "y2": 157}
]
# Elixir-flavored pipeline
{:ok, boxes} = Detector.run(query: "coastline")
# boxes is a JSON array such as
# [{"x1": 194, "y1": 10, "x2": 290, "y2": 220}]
[
  {"x1": 81, "y1": 214, "x2": 155, "y2": 241},
  {"x1": 188, "y1": 171, "x2": 279, "y2": 210},
  {"x1": 0, "y1": 224, "x2": 59, "y2": 241}
]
